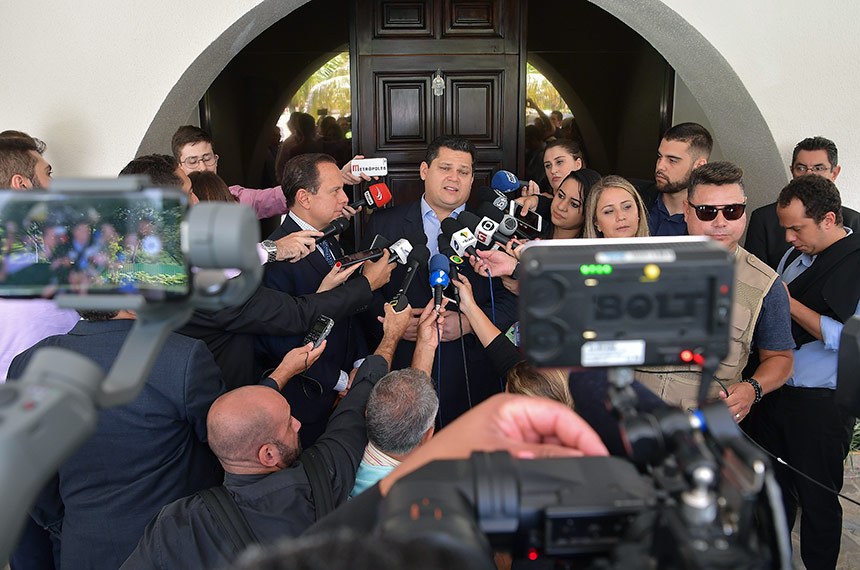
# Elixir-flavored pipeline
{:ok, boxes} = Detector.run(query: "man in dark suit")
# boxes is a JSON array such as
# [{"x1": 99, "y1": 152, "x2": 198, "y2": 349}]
[
  {"x1": 746, "y1": 136, "x2": 860, "y2": 269},
  {"x1": 257, "y1": 153, "x2": 394, "y2": 446},
  {"x1": 359, "y1": 135, "x2": 518, "y2": 426},
  {"x1": 7, "y1": 310, "x2": 225, "y2": 570}
]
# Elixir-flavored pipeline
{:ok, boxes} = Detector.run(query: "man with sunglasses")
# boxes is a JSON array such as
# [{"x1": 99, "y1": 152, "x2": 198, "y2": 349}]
[
  {"x1": 636, "y1": 162, "x2": 794, "y2": 419},
  {"x1": 746, "y1": 136, "x2": 860, "y2": 270}
]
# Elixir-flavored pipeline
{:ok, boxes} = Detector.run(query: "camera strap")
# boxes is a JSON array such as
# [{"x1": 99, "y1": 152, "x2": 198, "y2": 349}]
[
  {"x1": 198, "y1": 487, "x2": 258, "y2": 555},
  {"x1": 302, "y1": 447, "x2": 335, "y2": 520}
]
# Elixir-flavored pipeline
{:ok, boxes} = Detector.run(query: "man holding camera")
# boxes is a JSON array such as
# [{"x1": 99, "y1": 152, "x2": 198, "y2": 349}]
[{"x1": 635, "y1": 162, "x2": 794, "y2": 418}]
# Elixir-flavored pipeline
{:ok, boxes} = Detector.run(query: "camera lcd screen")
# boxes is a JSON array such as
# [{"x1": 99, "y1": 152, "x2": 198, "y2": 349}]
[{"x1": 0, "y1": 189, "x2": 189, "y2": 300}]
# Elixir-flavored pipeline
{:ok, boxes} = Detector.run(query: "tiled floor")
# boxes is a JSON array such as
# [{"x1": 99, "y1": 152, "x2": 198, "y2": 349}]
[{"x1": 789, "y1": 455, "x2": 860, "y2": 569}]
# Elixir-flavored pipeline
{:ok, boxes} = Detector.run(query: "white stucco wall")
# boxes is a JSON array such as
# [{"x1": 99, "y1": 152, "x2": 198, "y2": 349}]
[{"x1": 0, "y1": 0, "x2": 857, "y2": 209}]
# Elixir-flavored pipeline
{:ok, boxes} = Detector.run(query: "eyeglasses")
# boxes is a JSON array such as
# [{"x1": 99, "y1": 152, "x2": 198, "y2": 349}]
[
  {"x1": 180, "y1": 153, "x2": 218, "y2": 167},
  {"x1": 792, "y1": 163, "x2": 831, "y2": 174},
  {"x1": 688, "y1": 202, "x2": 747, "y2": 222}
]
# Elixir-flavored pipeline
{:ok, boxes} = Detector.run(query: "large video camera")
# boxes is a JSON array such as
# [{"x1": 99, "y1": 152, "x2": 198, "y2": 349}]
[
  {"x1": 0, "y1": 177, "x2": 262, "y2": 563},
  {"x1": 376, "y1": 238, "x2": 791, "y2": 569}
]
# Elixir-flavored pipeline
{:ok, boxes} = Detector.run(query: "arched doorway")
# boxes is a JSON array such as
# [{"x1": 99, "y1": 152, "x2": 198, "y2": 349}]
[{"x1": 138, "y1": 0, "x2": 782, "y2": 206}]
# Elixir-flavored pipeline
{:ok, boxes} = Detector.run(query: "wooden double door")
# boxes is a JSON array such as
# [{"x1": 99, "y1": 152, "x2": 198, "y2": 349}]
[{"x1": 352, "y1": 0, "x2": 526, "y2": 208}]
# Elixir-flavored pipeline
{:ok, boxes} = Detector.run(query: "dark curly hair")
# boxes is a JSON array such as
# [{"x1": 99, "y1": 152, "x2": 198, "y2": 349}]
[{"x1": 777, "y1": 174, "x2": 843, "y2": 226}]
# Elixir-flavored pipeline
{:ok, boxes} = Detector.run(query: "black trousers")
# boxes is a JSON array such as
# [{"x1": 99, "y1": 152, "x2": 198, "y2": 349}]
[{"x1": 746, "y1": 386, "x2": 855, "y2": 570}]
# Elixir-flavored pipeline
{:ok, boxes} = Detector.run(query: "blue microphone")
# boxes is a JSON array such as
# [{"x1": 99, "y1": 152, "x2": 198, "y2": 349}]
[
  {"x1": 491, "y1": 170, "x2": 528, "y2": 193},
  {"x1": 429, "y1": 253, "x2": 451, "y2": 311}
]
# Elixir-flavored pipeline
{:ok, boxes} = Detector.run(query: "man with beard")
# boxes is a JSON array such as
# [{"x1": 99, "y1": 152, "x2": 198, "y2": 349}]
[
  {"x1": 636, "y1": 122, "x2": 713, "y2": 236},
  {"x1": 121, "y1": 302, "x2": 413, "y2": 570}
]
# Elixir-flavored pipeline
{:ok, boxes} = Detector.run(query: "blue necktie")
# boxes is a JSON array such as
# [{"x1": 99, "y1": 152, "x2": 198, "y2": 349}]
[{"x1": 318, "y1": 240, "x2": 336, "y2": 267}]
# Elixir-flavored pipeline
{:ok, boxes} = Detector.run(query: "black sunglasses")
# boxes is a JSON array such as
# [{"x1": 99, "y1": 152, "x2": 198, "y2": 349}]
[{"x1": 688, "y1": 202, "x2": 746, "y2": 222}]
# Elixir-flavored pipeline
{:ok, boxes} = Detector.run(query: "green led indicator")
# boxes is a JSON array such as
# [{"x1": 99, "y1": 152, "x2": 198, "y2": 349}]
[{"x1": 579, "y1": 264, "x2": 614, "y2": 275}]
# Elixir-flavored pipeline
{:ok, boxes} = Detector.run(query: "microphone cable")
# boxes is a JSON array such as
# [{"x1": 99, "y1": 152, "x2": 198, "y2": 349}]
[
  {"x1": 436, "y1": 315, "x2": 443, "y2": 425},
  {"x1": 452, "y1": 282, "x2": 472, "y2": 409},
  {"x1": 484, "y1": 267, "x2": 505, "y2": 393}
]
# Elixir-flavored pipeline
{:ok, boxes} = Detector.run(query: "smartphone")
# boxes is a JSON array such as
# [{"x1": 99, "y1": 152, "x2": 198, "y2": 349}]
[
  {"x1": 335, "y1": 248, "x2": 385, "y2": 268},
  {"x1": 303, "y1": 315, "x2": 334, "y2": 348},
  {"x1": 508, "y1": 201, "x2": 543, "y2": 238},
  {"x1": 0, "y1": 188, "x2": 190, "y2": 300},
  {"x1": 349, "y1": 158, "x2": 388, "y2": 177}
]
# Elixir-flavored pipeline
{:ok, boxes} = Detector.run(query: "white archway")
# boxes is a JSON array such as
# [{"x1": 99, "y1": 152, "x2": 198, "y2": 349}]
[{"x1": 138, "y1": 0, "x2": 783, "y2": 208}]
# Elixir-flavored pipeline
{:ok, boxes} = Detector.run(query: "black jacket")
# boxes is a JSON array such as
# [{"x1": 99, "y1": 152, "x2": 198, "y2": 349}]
[{"x1": 121, "y1": 356, "x2": 389, "y2": 570}]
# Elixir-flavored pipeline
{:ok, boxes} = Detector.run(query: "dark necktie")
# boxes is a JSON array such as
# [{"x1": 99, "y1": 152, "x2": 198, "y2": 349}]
[{"x1": 318, "y1": 240, "x2": 336, "y2": 267}]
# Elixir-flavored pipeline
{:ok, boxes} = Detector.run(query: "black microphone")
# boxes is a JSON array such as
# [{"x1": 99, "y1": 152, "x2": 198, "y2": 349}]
[
  {"x1": 440, "y1": 217, "x2": 478, "y2": 258},
  {"x1": 389, "y1": 243, "x2": 430, "y2": 312},
  {"x1": 315, "y1": 217, "x2": 350, "y2": 244},
  {"x1": 437, "y1": 232, "x2": 465, "y2": 281}
]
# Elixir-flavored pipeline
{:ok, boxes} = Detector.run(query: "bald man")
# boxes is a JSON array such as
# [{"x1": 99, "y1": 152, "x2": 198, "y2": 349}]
[{"x1": 123, "y1": 302, "x2": 413, "y2": 570}]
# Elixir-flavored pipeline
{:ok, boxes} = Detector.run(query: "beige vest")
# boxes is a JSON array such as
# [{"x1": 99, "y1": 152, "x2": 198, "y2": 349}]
[{"x1": 634, "y1": 246, "x2": 778, "y2": 409}]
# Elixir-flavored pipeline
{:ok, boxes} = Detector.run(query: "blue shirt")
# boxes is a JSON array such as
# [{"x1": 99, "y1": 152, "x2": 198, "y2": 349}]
[
  {"x1": 648, "y1": 194, "x2": 687, "y2": 236},
  {"x1": 777, "y1": 229, "x2": 859, "y2": 389},
  {"x1": 420, "y1": 195, "x2": 465, "y2": 257}
]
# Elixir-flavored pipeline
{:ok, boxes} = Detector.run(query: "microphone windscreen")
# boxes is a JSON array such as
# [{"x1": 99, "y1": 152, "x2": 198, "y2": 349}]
[
  {"x1": 409, "y1": 243, "x2": 430, "y2": 265},
  {"x1": 477, "y1": 202, "x2": 505, "y2": 223},
  {"x1": 456, "y1": 211, "x2": 482, "y2": 230},
  {"x1": 367, "y1": 183, "x2": 392, "y2": 208},
  {"x1": 491, "y1": 170, "x2": 524, "y2": 193},
  {"x1": 440, "y1": 217, "x2": 465, "y2": 237},
  {"x1": 429, "y1": 253, "x2": 450, "y2": 276}
]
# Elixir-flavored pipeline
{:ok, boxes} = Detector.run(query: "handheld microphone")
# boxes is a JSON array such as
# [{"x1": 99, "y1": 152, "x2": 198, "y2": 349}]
[
  {"x1": 349, "y1": 182, "x2": 392, "y2": 211},
  {"x1": 437, "y1": 233, "x2": 464, "y2": 281},
  {"x1": 389, "y1": 243, "x2": 430, "y2": 312},
  {"x1": 476, "y1": 186, "x2": 509, "y2": 211},
  {"x1": 457, "y1": 211, "x2": 498, "y2": 247},
  {"x1": 315, "y1": 217, "x2": 350, "y2": 244},
  {"x1": 491, "y1": 170, "x2": 528, "y2": 193},
  {"x1": 474, "y1": 204, "x2": 521, "y2": 247},
  {"x1": 429, "y1": 253, "x2": 451, "y2": 312},
  {"x1": 440, "y1": 217, "x2": 478, "y2": 258}
]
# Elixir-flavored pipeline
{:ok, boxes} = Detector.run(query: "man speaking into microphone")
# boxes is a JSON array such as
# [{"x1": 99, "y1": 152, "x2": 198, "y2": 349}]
[
  {"x1": 259, "y1": 153, "x2": 395, "y2": 446},
  {"x1": 360, "y1": 136, "x2": 518, "y2": 425}
]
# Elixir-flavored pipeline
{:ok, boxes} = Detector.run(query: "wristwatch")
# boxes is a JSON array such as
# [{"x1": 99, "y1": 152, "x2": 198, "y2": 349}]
[
  {"x1": 260, "y1": 239, "x2": 278, "y2": 263},
  {"x1": 739, "y1": 377, "x2": 763, "y2": 404}
]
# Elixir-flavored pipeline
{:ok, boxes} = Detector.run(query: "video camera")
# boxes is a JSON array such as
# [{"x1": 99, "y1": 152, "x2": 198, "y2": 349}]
[
  {"x1": 376, "y1": 238, "x2": 791, "y2": 569},
  {"x1": 0, "y1": 177, "x2": 262, "y2": 563}
]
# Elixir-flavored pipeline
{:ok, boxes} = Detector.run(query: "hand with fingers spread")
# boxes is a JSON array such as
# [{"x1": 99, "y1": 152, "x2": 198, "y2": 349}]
[
  {"x1": 380, "y1": 393, "x2": 609, "y2": 495},
  {"x1": 274, "y1": 230, "x2": 322, "y2": 262},
  {"x1": 468, "y1": 248, "x2": 518, "y2": 278},
  {"x1": 316, "y1": 261, "x2": 363, "y2": 293}
]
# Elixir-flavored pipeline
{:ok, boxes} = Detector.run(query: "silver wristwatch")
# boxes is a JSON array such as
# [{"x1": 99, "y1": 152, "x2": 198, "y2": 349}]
[{"x1": 260, "y1": 239, "x2": 278, "y2": 263}]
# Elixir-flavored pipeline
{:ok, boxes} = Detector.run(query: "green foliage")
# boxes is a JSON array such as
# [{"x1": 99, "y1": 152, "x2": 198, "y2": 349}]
[
  {"x1": 526, "y1": 62, "x2": 571, "y2": 115},
  {"x1": 292, "y1": 52, "x2": 351, "y2": 116}
]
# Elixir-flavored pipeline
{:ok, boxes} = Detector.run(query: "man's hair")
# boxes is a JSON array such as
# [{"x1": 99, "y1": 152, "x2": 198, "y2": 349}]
[
  {"x1": 505, "y1": 362, "x2": 574, "y2": 409},
  {"x1": 366, "y1": 368, "x2": 438, "y2": 456},
  {"x1": 688, "y1": 161, "x2": 745, "y2": 202},
  {"x1": 777, "y1": 174, "x2": 843, "y2": 226},
  {"x1": 171, "y1": 125, "x2": 213, "y2": 160},
  {"x1": 77, "y1": 310, "x2": 119, "y2": 321},
  {"x1": 423, "y1": 135, "x2": 477, "y2": 167},
  {"x1": 663, "y1": 122, "x2": 713, "y2": 161},
  {"x1": 544, "y1": 139, "x2": 584, "y2": 163},
  {"x1": 791, "y1": 136, "x2": 838, "y2": 167},
  {"x1": 583, "y1": 175, "x2": 650, "y2": 238},
  {"x1": 0, "y1": 130, "x2": 46, "y2": 154},
  {"x1": 119, "y1": 154, "x2": 182, "y2": 186},
  {"x1": 550, "y1": 110, "x2": 563, "y2": 122},
  {"x1": 0, "y1": 137, "x2": 40, "y2": 186},
  {"x1": 280, "y1": 153, "x2": 337, "y2": 207},
  {"x1": 189, "y1": 171, "x2": 237, "y2": 203}
]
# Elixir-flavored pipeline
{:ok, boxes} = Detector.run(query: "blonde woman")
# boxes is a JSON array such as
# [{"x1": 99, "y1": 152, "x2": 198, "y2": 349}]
[{"x1": 583, "y1": 175, "x2": 650, "y2": 238}]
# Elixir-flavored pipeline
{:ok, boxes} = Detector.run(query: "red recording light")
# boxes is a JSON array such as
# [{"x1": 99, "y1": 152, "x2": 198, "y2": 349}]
[
  {"x1": 527, "y1": 548, "x2": 539, "y2": 561},
  {"x1": 720, "y1": 284, "x2": 729, "y2": 295},
  {"x1": 680, "y1": 350, "x2": 694, "y2": 362}
]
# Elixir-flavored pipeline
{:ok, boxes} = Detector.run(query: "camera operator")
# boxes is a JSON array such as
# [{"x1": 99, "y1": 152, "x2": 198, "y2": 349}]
[{"x1": 121, "y1": 302, "x2": 413, "y2": 570}]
